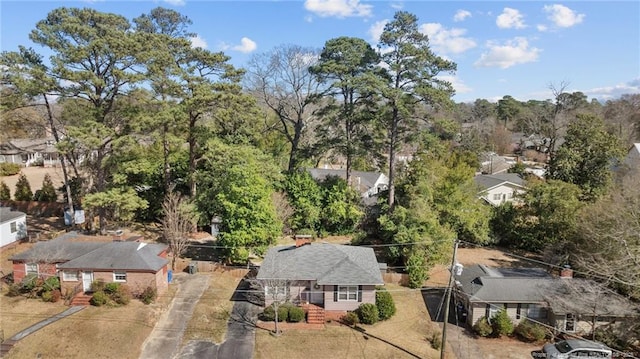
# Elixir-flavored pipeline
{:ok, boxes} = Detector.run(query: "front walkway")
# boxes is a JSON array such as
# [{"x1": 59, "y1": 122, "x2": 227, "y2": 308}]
[{"x1": 1, "y1": 306, "x2": 85, "y2": 356}]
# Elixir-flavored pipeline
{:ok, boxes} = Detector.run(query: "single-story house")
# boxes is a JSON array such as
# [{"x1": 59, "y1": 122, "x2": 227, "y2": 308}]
[
  {"x1": 10, "y1": 231, "x2": 169, "y2": 296},
  {"x1": 0, "y1": 207, "x2": 27, "y2": 247},
  {"x1": 0, "y1": 137, "x2": 60, "y2": 167},
  {"x1": 474, "y1": 173, "x2": 526, "y2": 206},
  {"x1": 454, "y1": 264, "x2": 639, "y2": 336},
  {"x1": 306, "y1": 168, "x2": 389, "y2": 200},
  {"x1": 256, "y1": 237, "x2": 384, "y2": 313},
  {"x1": 622, "y1": 143, "x2": 640, "y2": 178}
]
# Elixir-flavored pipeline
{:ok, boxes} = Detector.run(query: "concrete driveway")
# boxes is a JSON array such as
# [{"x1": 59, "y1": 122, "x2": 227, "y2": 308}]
[
  {"x1": 139, "y1": 273, "x2": 210, "y2": 359},
  {"x1": 178, "y1": 278, "x2": 261, "y2": 359}
]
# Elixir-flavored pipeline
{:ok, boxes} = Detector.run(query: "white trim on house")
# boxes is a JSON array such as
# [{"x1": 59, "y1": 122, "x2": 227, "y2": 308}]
[
  {"x1": 62, "y1": 270, "x2": 79, "y2": 282},
  {"x1": 337, "y1": 285, "x2": 358, "y2": 301},
  {"x1": 113, "y1": 271, "x2": 127, "y2": 282},
  {"x1": 26, "y1": 263, "x2": 38, "y2": 276}
]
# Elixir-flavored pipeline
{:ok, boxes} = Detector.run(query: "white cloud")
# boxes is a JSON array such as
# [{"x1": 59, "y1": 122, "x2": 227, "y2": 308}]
[
  {"x1": 438, "y1": 75, "x2": 472, "y2": 94},
  {"x1": 453, "y1": 9, "x2": 472, "y2": 22},
  {"x1": 190, "y1": 35, "x2": 207, "y2": 49},
  {"x1": 368, "y1": 19, "x2": 388, "y2": 43},
  {"x1": 584, "y1": 78, "x2": 640, "y2": 101},
  {"x1": 474, "y1": 37, "x2": 541, "y2": 69},
  {"x1": 536, "y1": 24, "x2": 548, "y2": 32},
  {"x1": 496, "y1": 8, "x2": 526, "y2": 29},
  {"x1": 304, "y1": 0, "x2": 372, "y2": 18},
  {"x1": 543, "y1": 4, "x2": 585, "y2": 28},
  {"x1": 421, "y1": 23, "x2": 476, "y2": 55},
  {"x1": 163, "y1": 0, "x2": 185, "y2": 6},
  {"x1": 232, "y1": 37, "x2": 257, "y2": 53},
  {"x1": 390, "y1": 2, "x2": 403, "y2": 10}
]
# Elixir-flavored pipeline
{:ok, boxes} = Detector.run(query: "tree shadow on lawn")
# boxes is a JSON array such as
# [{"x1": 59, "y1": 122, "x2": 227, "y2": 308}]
[{"x1": 349, "y1": 325, "x2": 422, "y2": 359}]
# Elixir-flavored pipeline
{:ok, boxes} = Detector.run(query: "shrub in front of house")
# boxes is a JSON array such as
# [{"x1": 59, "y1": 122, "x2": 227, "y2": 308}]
[
  {"x1": 287, "y1": 306, "x2": 305, "y2": 322},
  {"x1": 111, "y1": 284, "x2": 131, "y2": 305},
  {"x1": 139, "y1": 286, "x2": 157, "y2": 305},
  {"x1": 260, "y1": 303, "x2": 289, "y2": 322},
  {"x1": 514, "y1": 318, "x2": 547, "y2": 342},
  {"x1": 104, "y1": 282, "x2": 120, "y2": 294},
  {"x1": 356, "y1": 303, "x2": 379, "y2": 325},
  {"x1": 375, "y1": 288, "x2": 396, "y2": 320},
  {"x1": 342, "y1": 311, "x2": 359, "y2": 326},
  {"x1": 491, "y1": 308, "x2": 514, "y2": 337},
  {"x1": 0, "y1": 163, "x2": 20, "y2": 176},
  {"x1": 0, "y1": 181, "x2": 11, "y2": 200},
  {"x1": 91, "y1": 279, "x2": 106, "y2": 292},
  {"x1": 14, "y1": 173, "x2": 33, "y2": 201},
  {"x1": 473, "y1": 316, "x2": 493, "y2": 337},
  {"x1": 90, "y1": 291, "x2": 108, "y2": 306}
]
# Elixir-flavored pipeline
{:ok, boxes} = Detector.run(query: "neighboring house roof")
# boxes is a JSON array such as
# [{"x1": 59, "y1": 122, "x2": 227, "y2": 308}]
[
  {"x1": 306, "y1": 168, "x2": 388, "y2": 195},
  {"x1": 455, "y1": 264, "x2": 551, "y2": 303},
  {"x1": 11, "y1": 231, "x2": 168, "y2": 272},
  {"x1": 456, "y1": 264, "x2": 639, "y2": 317},
  {"x1": 474, "y1": 173, "x2": 526, "y2": 191},
  {"x1": 0, "y1": 207, "x2": 26, "y2": 225},
  {"x1": 6, "y1": 137, "x2": 58, "y2": 154},
  {"x1": 257, "y1": 243, "x2": 384, "y2": 286}
]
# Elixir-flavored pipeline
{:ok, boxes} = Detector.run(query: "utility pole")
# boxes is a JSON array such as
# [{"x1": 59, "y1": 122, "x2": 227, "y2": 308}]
[{"x1": 440, "y1": 240, "x2": 459, "y2": 359}]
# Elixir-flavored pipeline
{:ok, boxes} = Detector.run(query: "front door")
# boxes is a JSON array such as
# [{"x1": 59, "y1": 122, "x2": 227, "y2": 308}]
[
  {"x1": 310, "y1": 282, "x2": 324, "y2": 305},
  {"x1": 82, "y1": 271, "x2": 93, "y2": 292}
]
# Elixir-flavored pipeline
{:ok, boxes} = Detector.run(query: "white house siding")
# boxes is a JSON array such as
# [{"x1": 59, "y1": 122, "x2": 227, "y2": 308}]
[
  {"x1": 323, "y1": 285, "x2": 376, "y2": 311},
  {"x1": 0, "y1": 214, "x2": 27, "y2": 247},
  {"x1": 482, "y1": 184, "x2": 525, "y2": 206}
]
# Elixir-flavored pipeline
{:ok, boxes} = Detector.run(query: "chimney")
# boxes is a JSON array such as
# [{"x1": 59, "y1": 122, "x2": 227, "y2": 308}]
[
  {"x1": 294, "y1": 234, "x2": 312, "y2": 248},
  {"x1": 560, "y1": 265, "x2": 573, "y2": 279}
]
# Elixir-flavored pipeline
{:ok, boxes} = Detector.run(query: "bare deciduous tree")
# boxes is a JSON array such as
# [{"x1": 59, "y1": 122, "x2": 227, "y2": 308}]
[{"x1": 161, "y1": 191, "x2": 197, "y2": 270}]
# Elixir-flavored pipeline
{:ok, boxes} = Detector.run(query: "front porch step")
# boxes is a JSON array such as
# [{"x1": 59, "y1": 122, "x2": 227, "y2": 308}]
[
  {"x1": 1, "y1": 339, "x2": 17, "y2": 356},
  {"x1": 306, "y1": 307, "x2": 325, "y2": 324},
  {"x1": 70, "y1": 293, "x2": 93, "y2": 306}
]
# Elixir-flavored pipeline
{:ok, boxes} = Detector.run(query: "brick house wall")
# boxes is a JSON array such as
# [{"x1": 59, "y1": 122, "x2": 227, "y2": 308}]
[
  {"x1": 59, "y1": 268, "x2": 168, "y2": 296},
  {"x1": 12, "y1": 261, "x2": 58, "y2": 283}
]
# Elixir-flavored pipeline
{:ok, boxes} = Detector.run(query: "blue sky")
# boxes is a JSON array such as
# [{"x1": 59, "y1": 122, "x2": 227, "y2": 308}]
[{"x1": 1, "y1": 0, "x2": 638, "y2": 103}]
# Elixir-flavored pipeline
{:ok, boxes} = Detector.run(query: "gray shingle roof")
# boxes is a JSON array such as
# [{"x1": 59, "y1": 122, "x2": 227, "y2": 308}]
[
  {"x1": 58, "y1": 242, "x2": 168, "y2": 271},
  {"x1": 306, "y1": 168, "x2": 384, "y2": 190},
  {"x1": 0, "y1": 207, "x2": 26, "y2": 224},
  {"x1": 455, "y1": 264, "x2": 551, "y2": 303},
  {"x1": 474, "y1": 173, "x2": 525, "y2": 191},
  {"x1": 10, "y1": 240, "x2": 107, "y2": 263},
  {"x1": 257, "y1": 243, "x2": 384, "y2": 285},
  {"x1": 11, "y1": 233, "x2": 168, "y2": 272}
]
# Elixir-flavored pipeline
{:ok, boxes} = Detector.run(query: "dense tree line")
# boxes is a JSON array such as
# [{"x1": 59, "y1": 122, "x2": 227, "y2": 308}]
[{"x1": 1, "y1": 7, "x2": 639, "y2": 297}]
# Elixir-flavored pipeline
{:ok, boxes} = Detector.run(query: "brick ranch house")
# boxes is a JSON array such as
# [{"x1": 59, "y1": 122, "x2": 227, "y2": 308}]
[
  {"x1": 256, "y1": 236, "x2": 385, "y2": 323},
  {"x1": 10, "y1": 231, "x2": 169, "y2": 296}
]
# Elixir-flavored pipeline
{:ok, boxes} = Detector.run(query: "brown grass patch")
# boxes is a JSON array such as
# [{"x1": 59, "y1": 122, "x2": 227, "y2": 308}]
[
  {"x1": 0, "y1": 296, "x2": 67, "y2": 339},
  {"x1": 255, "y1": 284, "x2": 441, "y2": 359},
  {"x1": 182, "y1": 268, "x2": 244, "y2": 344}
]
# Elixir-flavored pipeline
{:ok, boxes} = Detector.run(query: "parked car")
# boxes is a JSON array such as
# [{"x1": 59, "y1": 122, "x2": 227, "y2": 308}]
[{"x1": 540, "y1": 339, "x2": 612, "y2": 358}]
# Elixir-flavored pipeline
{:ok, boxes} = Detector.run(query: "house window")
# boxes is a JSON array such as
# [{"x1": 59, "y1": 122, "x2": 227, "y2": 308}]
[
  {"x1": 526, "y1": 304, "x2": 545, "y2": 318},
  {"x1": 62, "y1": 271, "x2": 79, "y2": 282},
  {"x1": 10, "y1": 222, "x2": 17, "y2": 233},
  {"x1": 265, "y1": 286, "x2": 287, "y2": 297},
  {"x1": 507, "y1": 192, "x2": 514, "y2": 199},
  {"x1": 492, "y1": 193, "x2": 502, "y2": 201},
  {"x1": 113, "y1": 271, "x2": 127, "y2": 282},
  {"x1": 338, "y1": 286, "x2": 358, "y2": 301},
  {"x1": 25, "y1": 263, "x2": 38, "y2": 275}
]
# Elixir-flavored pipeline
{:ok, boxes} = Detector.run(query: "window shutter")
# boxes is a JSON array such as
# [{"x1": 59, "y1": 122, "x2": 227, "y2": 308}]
[
  {"x1": 357, "y1": 285, "x2": 362, "y2": 302},
  {"x1": 516, "y1": 304, "x2": 521, "y2": 319},
  {"x1": 334, "y1": 285, "x2": 338, "y2": 302},
  {"x1": 485, "y1": 304, "x2": 490, "y2": 318}
]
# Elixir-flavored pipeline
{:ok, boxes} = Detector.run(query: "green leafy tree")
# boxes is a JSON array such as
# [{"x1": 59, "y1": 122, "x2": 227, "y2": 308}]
[
  {"x1": 83, "y1": 188, "x2": 148, "y2": 225},
  {"x1": 548, "y1": 114, "x2": 624, "y2": 201},
  {"x1": 196, "y1": 140, "x2": 283, "y2": 263},
  {"x1": 33, "y1": 174, "x2": 57, "y2": 202},
  {"x1": 377, "y1": 11, "x2": 457, "y2": 208},
  {"x1": 284, "y1": 171, "x2": 322, "y2": 232},
  {"x1": 0, "y1": 181, "x2": 10, "y2": 200},
  {"x1": 497, "y1": 95, "x2": 522, "y2": 127},
  {"x1": 491, "y1": 179, "x2": 583, "y2": 252},
  {"x1": 318, "y1": 175, "x2": 364, "y2": 235},
  {"x1": 14, "y1": 173, "x2": 33, "y2": 201},
  {"x1": 310, "y1": 36, "x2": 383, "y2": 184}
]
